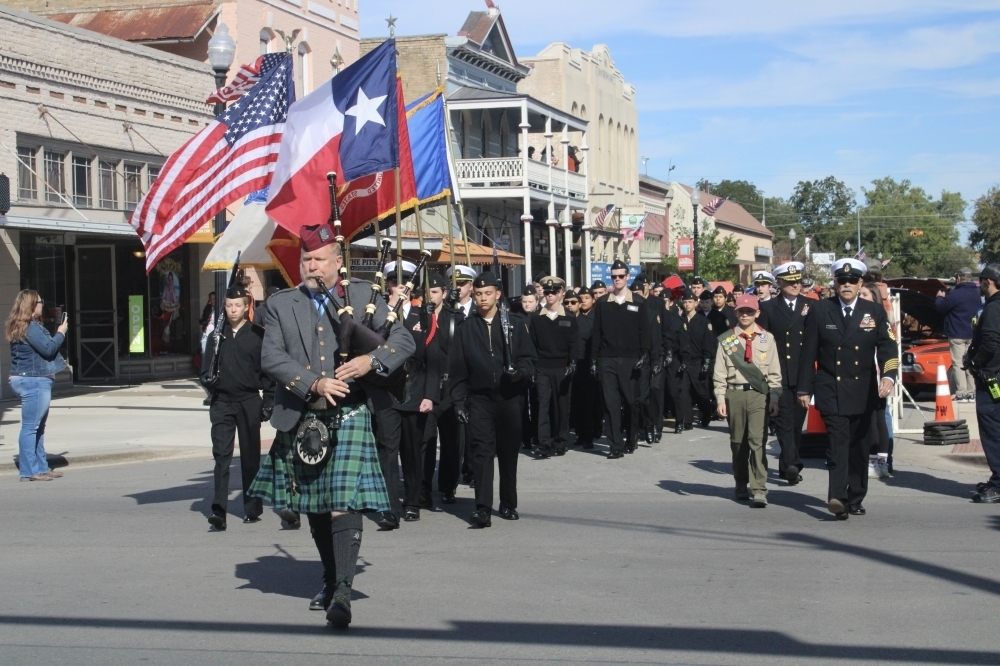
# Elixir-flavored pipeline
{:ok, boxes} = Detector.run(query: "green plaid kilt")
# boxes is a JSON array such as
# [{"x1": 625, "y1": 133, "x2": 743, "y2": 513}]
[{"x1": 248, "y1": 404, "x2": 390, "y2": 514}]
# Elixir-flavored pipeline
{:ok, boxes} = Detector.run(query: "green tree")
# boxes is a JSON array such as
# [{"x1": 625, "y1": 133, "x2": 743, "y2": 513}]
[
  {"x1": 858, "y1": 178, "x2": 970, "y2": 276},
  {"x1": 790, "y1": 176, "x2": 856, "y2": 257},
  {"x1": 664, "y1": 221, "x2": 740, "y2": 282},
  {"x1": 970, "y1": 186, "x2": 1000, "y2": 265}
]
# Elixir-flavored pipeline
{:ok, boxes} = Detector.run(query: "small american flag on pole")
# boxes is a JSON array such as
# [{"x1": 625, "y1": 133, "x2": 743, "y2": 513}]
[
  {"x1": 702, "y1": 196, "x2": 724, "y2": 216},
  {"x1": 855, "y1": 247, "x2": 867, "y2": 261},
  {"x1": 594, "y1": 203, "x2": 615, "y2": 229},
  {"x1": 205, "y1": 54, "x2": 287, "y2": 104},
  {"x1": 131, "y1": 53, "x2": 294, "y2": 271}
]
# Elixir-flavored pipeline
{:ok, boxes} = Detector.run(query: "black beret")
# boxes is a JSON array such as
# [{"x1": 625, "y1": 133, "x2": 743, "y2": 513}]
[
  {"x1": 427, "y1": 272, "x2": 446, "y2": 289},
  {"x1": 699, "y1": 290, "x2": 713, "y2": 301},
  {"x1": 712, "y1": 285, "x2": 726, "y2": 295},
  {"x1": 521, "y1": 284, "x2": 537, "y2": 297},
  {"x1": 692, "y1": 276, "x2": 709, "y2": 287},
  {"x1": 576, "y1": 286, "x2": 592, "y2": 297},
  {"x1": 635, "y1": 273, "x2": 649, "y2": 283},
  {"x1": 591, "y1": 280, "x2": 607, "y2": 289},
  {"x1": 474, "y1": 272, "x2": 501, "y2": 289},
  {"x1": 611, "y1": 259, "x2": 629, "y2": 272},
  {"x1": 225, "y1": 285, "x2": 249, "y2": 300},
  {"x1": 681, "y1": 288, "x2": 696, "y2": 300}
]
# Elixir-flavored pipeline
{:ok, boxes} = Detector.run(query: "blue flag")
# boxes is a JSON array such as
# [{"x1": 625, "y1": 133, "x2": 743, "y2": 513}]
[{"x1": 405, "y1": 89, "x2": 451, "y2": 203}]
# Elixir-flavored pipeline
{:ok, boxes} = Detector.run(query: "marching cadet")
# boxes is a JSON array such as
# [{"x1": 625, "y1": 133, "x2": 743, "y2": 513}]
[
  {"x1": 713, "y1": 294, "x2": 782, "y2": 506},
  {"x1": 531, "y1": 276, "x2": 580, "y2": 458},
  {"x1": 797, "y1": 258, "x2": 898, "y2": 520},
  {"x1": 708, "y1": 286, "x2": 738, "y2": 333},
  {"x1": 248, "y1": 222, "x2": 414, "y2": 626},
  {"x1": 679, "y1": 288, "x2": 717, "y2": 429},
  {"x1": 384, "y1": 261, "x2": 442, "y2": 522},
  {"x1": 446, "y1": 265, "x2": 476, "y2": 318},
  {"x1": 756, "y1": 261, "x2": 809, "y2": 485},
  {"x1": 591, "y1": 280, "x2": 608, "y2": 299},
  {"x1": 752, "y1": 271, "x2": 776, "y2": 303},
  {"x1": 422, "y1": 272, "x2": 465, "y2": 505},
  {"x1": 200, "y1": 284, "x2": 274, "y2": 530},
  {"x1": 589, "y1": 260, "x2": 650, "y2": 458},
  {"x1": 570, "y1": 286, "x2": 600, "y2": 449},
  {"x1": 450, "y1": 272, "x2": 537, "y2": 527},
  {"x1": 662, "y1": 294, "x2": 691, "y2": 434},
  {"x1": 638, "y1": 276, "x2": 666, "y2": 443}
]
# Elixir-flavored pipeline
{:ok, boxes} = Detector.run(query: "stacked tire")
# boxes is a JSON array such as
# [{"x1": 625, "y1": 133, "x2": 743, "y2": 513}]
[{"x1": 923, "y1": 419, "x2": 970, "y2": 446}]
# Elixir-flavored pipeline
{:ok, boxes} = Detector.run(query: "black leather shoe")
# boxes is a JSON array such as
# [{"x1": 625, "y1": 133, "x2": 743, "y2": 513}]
[
  {"x1": 974, "y1": 488, "x2": 1000, "y2": 503},
  {"x1": 404, "y1": 508, "x2": 420, "y2": 522},
  {"x1": 326, "y1": 588, "x2": 352, "y2": 627},
  {"x1": 606, "y1": 451, "x2": 623, "y2": 459},
  {"x1": 674, "y1": 424, "x2": 684, "y2": 434},
  {"x1": 469, "y1": 509, "x2": 492, "y2": 528},
  {"x1": 555, "y1": 448, "x2": 567, "y2": 456},
  {"x1": 976, "y1": 481, "x2": 991, "y2": 493},
  {"x1": 848, "y1": 504, "x2": 866, "y2": 515},
  {"x1": 499, "y1": 505, "x2": 519, "y2": 520},
  {"x1": 375, "y1": 511, "x2": 400, "y2": 530},
  {"x1": 442, "y1": 491, "x2": 456, "y2": 504},
  {"x1": 644, "y1": 431, "x2": 654, "y2": 444},
  {"x1": 683, "y1": 424, "x2": 693, "y2": 431},
  {"x1": 310, "y1": 584, "x2": 333, "y2": 611},
  {"x1": 653, "y1": 431, "x2": 662, "y2": 443},
  {"x1": 828, "y1": 498, "x2": 849, "y2": 520},
  {"x1": 784, "y1": 467, "x2": 802, "y2": 486},
  {"x1": 279, "y1": 508, "x2": 300, "y2": 529},
  {"x1": 243, "y1": 515, "x2": 261, "y2": 524},
  {"x1": 207, "y1": 514, "x2": 227, "y2": 530}
]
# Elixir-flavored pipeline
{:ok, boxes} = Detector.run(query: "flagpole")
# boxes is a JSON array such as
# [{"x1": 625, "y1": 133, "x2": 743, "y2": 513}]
[
  {"x1": 394, "y1": 166, "x2": 404, "y2": 273},
  {"x1": 458, "y1": 198, "x2": 472, "y2": 269}
]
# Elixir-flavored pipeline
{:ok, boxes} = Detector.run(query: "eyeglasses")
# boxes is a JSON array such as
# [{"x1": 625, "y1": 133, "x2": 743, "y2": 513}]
[
  {"x1": 836, "y1": 276, "x2": 861, "y2": 285},
  {"x1": 564, "y1": 300, "x2": 579, "y2": 305},
  {"x1": 542, "y1": 289, "x2": 559, "y2": 296},
  {"x1": 779, "y1": 279, "x2": 801, "y2": 285},
  {"x1": 611, "y1": 273, "x2": 628, "y2": 280}
]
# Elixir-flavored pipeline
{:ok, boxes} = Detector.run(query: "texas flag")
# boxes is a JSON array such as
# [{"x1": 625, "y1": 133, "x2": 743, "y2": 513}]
[{"x1": 266, "y1": 39, "x2": 400, "y2": 234}]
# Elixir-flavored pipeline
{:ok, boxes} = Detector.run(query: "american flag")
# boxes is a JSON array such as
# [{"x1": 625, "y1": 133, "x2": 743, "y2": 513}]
[
  {"x1": 205, "y1": 54, "x2": 286, "y2": 105},
  {"x1": 132, "y1": 54, "x2": 294, "y2": 271},
  {"x1": 594, "y1": 203, "x2": 615, "y2": 229},
  {"x1": 855, "y1": 247, "x2": 867, "y2": 261},
  {"x1": 702, "y1": 196, "x2": 724, "y2": 216}
]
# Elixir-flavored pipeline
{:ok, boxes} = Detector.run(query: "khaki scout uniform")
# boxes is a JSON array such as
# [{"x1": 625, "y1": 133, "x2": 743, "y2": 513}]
[{"x1": 713, "y1": 323, "x2": 783, "y2": 497}]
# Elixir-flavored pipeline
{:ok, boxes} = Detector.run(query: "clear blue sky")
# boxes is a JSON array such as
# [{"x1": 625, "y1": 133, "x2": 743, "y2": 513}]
[{"x1": 360, "y1": 0, "x2": 1000, "y2": 239}]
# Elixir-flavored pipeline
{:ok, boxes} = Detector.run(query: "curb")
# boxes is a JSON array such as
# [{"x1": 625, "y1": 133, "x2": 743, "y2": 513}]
[{"x1": 0, "y1": 447, "x2": 208, "y2": 475}]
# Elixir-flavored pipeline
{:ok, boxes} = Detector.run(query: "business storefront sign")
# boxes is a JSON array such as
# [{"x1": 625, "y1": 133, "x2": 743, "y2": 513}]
[
  {"x1": 128, "y1": 295, "x2": 144, "y2": 353},
  {"x1": 677, "y1": 237, "x2": 694, "y2": 270},
  {"x1": 349, "y1": 258, "x2": 380, "y2": 273},
  {"x1": 590, "y1": 261, "x2": 641, "y2": 285}
]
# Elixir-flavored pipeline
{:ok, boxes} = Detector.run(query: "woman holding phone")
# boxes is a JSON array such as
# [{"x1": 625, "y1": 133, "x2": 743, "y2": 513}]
[{"x1": 5, "y1": 290, "x2": 69, "y2": 481}]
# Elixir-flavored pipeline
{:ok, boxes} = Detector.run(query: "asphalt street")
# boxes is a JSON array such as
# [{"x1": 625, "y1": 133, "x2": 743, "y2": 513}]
[{"x1": 0, "y1": 422, "x2": 996, "y2": 666}]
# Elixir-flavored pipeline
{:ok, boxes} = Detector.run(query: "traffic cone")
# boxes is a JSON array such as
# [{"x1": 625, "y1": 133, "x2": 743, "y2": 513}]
[
  {"x1": 800, "y1": 395, "x2": 828, "y2": 458},
  {"x1": 934, "y1": 363, "x2": 956, "y2": 421}
]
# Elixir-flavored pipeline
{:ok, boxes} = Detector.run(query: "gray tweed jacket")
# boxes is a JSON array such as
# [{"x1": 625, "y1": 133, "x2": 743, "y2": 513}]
[{"x1": 261, "y1": 279, "x2": 415, "y2": 433}]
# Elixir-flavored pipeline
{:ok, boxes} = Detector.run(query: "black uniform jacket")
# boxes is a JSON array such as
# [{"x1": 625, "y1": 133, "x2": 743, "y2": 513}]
[
  {"x1": 589, "y1": 291, "x2": 650, "y2": 361},
  {"x1": 431, "y1": 305, "x2": 464, "y2": 410},
  {"x1": 394, "y1": 305, "x2": 445, "y2": 413},
  {"x1": 643, "y1": 294, "x2": 666, "y2": 362},
  {"x1": 575, "y1": 308, "x2": 596, "y2": 362},
  {"x1": 757, "y1": 296, "x2": 810, "y2": 389},
  {"x1": 797, "y1": 296, "x2": 899, "y2": 416},
  {"x1": 707, "y1": 305, "x2": 738, "y2": 335},
  {"x1": 662, "y1": 309, "x2": 690, "y2": 362},
  {"x1": 450, "y1": 308, "x2": 538, "y2": 404},
  {"x1": 970, "y1": 291, "x2": 1000, "y2": 377},
  {"x1": 680, "y1": 312, "x2": 716, "y2": 364},
  {"x1": 200, "y1": 320, "x2": 274, "y2": 401},
  {"x1": 530, "y1": 306, "x2": 580, "y2": 369}
]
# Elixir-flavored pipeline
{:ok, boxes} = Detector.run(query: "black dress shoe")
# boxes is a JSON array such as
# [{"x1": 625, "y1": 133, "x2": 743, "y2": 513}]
[
  {"x1": 375, "y1": 511, "x2": 400, "y2": 530},
  {"x1": 243, "y1": 515, "x2": 261, "y2": 524},
  {"x1": 404, "y1": 507, "x2": 420, "y2": 522},
  {"x1": 828, "y1": 498, "x2": 848, "y2": 520},
  {"x1": 784, "y1": 467, "x2": 802, "y2": 486},
  {"x1": 442, "y1": 491, "x2": 456, "y2": 504},
  {"x1": 207, "y1": 514, "x2": 227, "y2": 530},
  {"x1": 326, "y1": 588, "x2": 352, "y2": 627},
  {"x1": 499, "y1": 505, "x2": 519, "y2": 520},
  {"x1": 310, "y1": 584, "x2": 333, "y2": 611},
  {"x1": 606, "y1": 451, "x2": 623, "y2": 459},
  {"x1": 848, "y1": 504, "x2": 866, "y2": 515},
  {"x1": 683, "y1": 424, "x2": 693, "y2": 431},
  {"x1": 555, "y1": 448, "x2": 567, "y2": 456},
  {"x1": 279, "y1": 508, "x2": 301, "y2": 529},
  {"x1": 674, "y1": 424, "x2": 684, "y2": 434},
  {"x1": 468, "y1": 509, "x2": 492, "y2": 527},
  {"x1": 974, "y1": 488, "x2": 1000, "y2": 503}
]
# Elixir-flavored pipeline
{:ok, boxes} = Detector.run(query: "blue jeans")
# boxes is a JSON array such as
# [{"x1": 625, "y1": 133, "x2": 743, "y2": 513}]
[
  {"x1": 975, "y1": 388, "x2": 1000, "y2": 490},
  {"x1": 8, "y1": 376, "x2": 53, "y2": 478}
]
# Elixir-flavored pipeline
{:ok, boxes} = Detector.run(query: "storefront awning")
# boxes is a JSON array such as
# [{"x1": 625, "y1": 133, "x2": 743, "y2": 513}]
[
  {"x1": 0, "y1": 214, "x2": 137, "y2": 236},
  {"x1": 431, "y1": 236, "x2": 525, "y2": 266}
]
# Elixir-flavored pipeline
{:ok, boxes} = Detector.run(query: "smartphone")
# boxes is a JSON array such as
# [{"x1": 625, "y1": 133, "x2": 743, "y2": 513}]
[{"x1": 60, "y1": 312, "x2": 68, "y2": 325}]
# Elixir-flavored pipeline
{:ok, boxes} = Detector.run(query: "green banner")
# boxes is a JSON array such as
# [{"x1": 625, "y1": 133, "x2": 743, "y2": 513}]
[{"x1": 128, "y1": 295, "x2": 144, "y2": 353}]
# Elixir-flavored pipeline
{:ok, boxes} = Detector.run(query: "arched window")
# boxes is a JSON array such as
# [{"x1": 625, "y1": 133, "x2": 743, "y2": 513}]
[
  {"x1": 579, "y1": 104, "x2": 587, "y2": 120},
  {"x1": 259, "y1": 29, "x2": 274, "y2": 55},
  {"x1": 297, "y1": 42, "x2": 311, "y2": 97},
  {"x1": 571, "y1": 102, "x2": 578, "y2": 116}
]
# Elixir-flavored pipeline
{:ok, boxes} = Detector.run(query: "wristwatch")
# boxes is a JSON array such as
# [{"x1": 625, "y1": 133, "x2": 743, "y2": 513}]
[{"x1": 368, "y1": 353, "x2": 384, "y2": 373}]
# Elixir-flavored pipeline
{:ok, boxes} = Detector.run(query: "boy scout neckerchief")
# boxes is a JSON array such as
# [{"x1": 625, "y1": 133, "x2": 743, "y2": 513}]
[
  {"x1": 719, "y1": 329, "x2": 769, "y2": 395},
  {"x1": 739, "y1": 329, "x2": 757, "y2": 363}
]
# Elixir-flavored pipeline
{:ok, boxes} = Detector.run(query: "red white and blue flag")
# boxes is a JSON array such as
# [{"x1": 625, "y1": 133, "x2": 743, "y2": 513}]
[
  {"x1": 266, "y1": 40, "x2": 401, "y2": 238},
  {"x1": 702, "y1": 196, "x2": 725, "y2": 216},
  {"x1": 593, "y1": 203, "x2": 615, "y2": 230},
  {"x1": 856, "y1": 247, "x2": 867, "y2": 261},
  {"x1": 131, "y1": 53, "x2": 294, "y2": 271},
  {"x1": 205, "y1": 53, "x2": 288, "y2": 105}
]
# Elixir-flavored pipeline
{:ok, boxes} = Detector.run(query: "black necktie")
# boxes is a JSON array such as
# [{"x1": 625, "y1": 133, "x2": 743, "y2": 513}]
[
  {"x1": 843, "y1": 306, "x2": 852, "y2": 325},
  {"x1": 787, "y1": 299, "x2": 794, "y2": 311}
]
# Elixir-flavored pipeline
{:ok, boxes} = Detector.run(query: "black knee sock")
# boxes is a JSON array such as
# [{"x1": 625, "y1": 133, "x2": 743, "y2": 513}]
[
  {"x1": 330, "y1": 513, "x2": 363, "y2": 591},
  {"x1": 306, "y1": 513, "x2": 335, "y2": 586}
]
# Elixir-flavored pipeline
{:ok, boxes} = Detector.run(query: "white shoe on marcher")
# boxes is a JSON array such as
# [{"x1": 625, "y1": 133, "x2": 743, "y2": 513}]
[
  {"x1": 868, "y1": 460, "x2": 879, "y2": 478},
  {"x1": 877, "y1": 458, "x2": 891, "y2": 478}
]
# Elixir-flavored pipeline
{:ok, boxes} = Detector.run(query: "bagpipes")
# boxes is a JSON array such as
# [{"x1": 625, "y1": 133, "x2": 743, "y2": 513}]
[{"x1": 201, "y1": 250, "x2": 242, "y2": 390}]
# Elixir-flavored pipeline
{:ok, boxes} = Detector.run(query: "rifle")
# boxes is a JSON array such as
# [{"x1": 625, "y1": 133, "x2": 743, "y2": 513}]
[{"x1": 202, "y1": 250, "x2": 241, "y2": 390}]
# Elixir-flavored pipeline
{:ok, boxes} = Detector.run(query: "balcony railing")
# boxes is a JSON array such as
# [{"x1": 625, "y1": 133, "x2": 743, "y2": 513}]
[{"x1": 455, "y1": 157, "x2": 587, "y2": 200}]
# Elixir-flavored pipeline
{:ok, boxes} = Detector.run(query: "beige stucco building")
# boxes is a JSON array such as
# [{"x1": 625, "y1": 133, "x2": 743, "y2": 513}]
[{"x1": 518, "y1": 42, "x2": 641, "y2": 284}]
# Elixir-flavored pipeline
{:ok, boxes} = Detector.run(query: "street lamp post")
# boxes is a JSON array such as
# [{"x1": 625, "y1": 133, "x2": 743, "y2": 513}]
[
  {"x1": 845, "y1": 240, "x2": 851, "y2": 257},
  {"x1": 690, "y1": 188, "x2": 700, "y2": 277},
  {"x1": 664, "y1": 187, "x2": 674, "y2": 267},
  {"x1": 789, "y1": 228, "x2": 796, "y2": 261},
  {"x1": 207, "y1": 23, "x2": 237, "y2": 300}
]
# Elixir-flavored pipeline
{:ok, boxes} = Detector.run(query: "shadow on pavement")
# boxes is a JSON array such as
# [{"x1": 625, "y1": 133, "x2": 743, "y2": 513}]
[
  {"x1": 234, "y1": 545, "x2": 369, "y2": 601},
  {"x1": 125, "y1": 470, "x2": 216, "y2": 515},
  {"x1": 0, "y1": 616, "x2": 991, "y2": 662},
  {"x1": 881, "y1": 468, "x2": 978, "y2": 499}
]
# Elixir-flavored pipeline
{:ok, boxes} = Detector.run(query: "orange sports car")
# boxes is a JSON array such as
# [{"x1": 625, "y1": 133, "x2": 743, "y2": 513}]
[{"x1": 887, "y1": 278, "x2": 954, "y2": 396}]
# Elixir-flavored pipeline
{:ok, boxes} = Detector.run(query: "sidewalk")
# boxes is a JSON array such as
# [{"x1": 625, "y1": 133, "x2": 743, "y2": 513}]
[
  {"x1": 0, "y1": 380, "x2": 276, "y2": 474},
  {"x1": 893, "y1": 392, "x2": 988, "y2": 474}
]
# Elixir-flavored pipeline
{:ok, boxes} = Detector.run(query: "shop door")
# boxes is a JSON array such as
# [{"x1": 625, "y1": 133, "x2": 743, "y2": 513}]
[{"x1": 74, "y1": 246, "x2": 118, "y2": 381}]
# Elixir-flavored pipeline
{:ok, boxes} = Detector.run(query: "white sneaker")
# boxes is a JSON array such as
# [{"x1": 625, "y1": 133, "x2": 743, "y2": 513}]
[
  {"x1": 876, "y1": 458, "x2": 891, "y2": 478},
  {"x1": 868, "y1": 460, "x2": 879, "y2": 478}
]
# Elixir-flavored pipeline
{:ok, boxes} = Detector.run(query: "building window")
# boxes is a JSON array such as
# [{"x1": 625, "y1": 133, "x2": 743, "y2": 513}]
[
  {"x1": 148, "y1": 165, "x2": 160, "y2": 188},
  {"x1": 124, "y1": 163, "x2": 143, "y2": 211},
  {"x1": 17, "y1": 147, "x2": 37, "y2": 200},
  {"x1": 43, "y1": 150, "x2": 65, "y2": 203},
  {"x1": 99, "y1": 160, "x2": 118, "y2": 209},
  {"x1": 297, "y1": 43, "x2": 311, "y2": 97},
  {"x1": 72, "y1": 155, "x2": 92, "y2": 207},
  {"x1": 259, "y1": 29, "x2": 272, "y2": 55}
]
